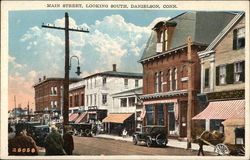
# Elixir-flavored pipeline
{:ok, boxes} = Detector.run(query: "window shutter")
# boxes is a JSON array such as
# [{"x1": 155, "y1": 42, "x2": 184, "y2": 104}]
[
  {"x1": 205, "y1": 68, "x2": 209, "y2": 87},
  {"x1": 233, "y1": 29, "x2": 237, "y2": 50},
  {"x1": 216, "y1": 66, "x2": 219, "y2": 86},
  {"x1": 226, "y1": 63, "x2": 234, "y2": 84},
  {"x1": 240, "y1": 61, "x2": 245, "y2": 82}
]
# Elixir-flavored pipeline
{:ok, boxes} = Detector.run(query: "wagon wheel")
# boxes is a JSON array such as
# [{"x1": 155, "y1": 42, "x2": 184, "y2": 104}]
[
  {"x1": 214, "y1": 143, "x2": 230, "y2": 156},
  {"x1": 146, "y1": 138, "x2": 152, "y2": 147},
  {"x1": 85, "y1": 129, "x2": 91, "y2": 137},
  {"x1": 156, "y1": 134, "x2": 167, "y2": 147}
]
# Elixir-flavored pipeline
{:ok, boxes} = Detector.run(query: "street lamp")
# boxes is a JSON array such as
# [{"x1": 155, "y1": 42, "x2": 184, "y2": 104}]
[{"x1": 69, "y1": 55, "x2": 81, "y2": 76}]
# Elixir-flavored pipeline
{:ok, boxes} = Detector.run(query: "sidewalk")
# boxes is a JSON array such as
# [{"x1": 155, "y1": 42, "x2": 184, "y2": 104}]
[{"x1": 95, "y1": 134, "x2": 215, "y2": 153}]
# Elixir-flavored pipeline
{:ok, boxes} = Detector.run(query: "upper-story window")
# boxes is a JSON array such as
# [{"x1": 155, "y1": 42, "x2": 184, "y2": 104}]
[
  {"x1": 154, "y1": 72, "x2": 159, "y2": 93},
  {"x1": 51, "y1": 87, "x2": 57, "y2": 95},
  {"x1": 86, "y1": 80, "x2": 89, "y2": 89},
  {"x1": 102, "y1": 77, "x2": 107, "y2": 87},
  {"x1": 124, "y1": 79, "x2": 128, "y2": 89},
  {"x1": 159, "y1": 71, "x2": 163, "y2": 92},
  {"x1": 94, "y1": 78, "x2": 97, "y2": 88},
  {"x1": 157, "y1": 29, "x2": 168, "y2": 52},
  {"x1": 120, "y1": 98, "x2": 127, "y2": 107},
  {"x1": 69, "y1": 96, "x2": 73, "y2": 107},
  {"x1": 219, "y1": 65, "x2": 226, "y2": 85},
  {"x1": 168, "y1": 69, "x2": 172, "y2": 91},
  {"x1": 75, "y1": 94, "x2": 79, "y2": 106},
  {"x1": 135, "y1": 79, "x2": 139, "y2": 88},
  {"x1": 81, "y1": 93, "x2": 84, "y2": 106},
  {"x1": 90, "y1": 78, "x2": 92, "y2": 89},
  {"x1": 233, "y1": 27, "x2": 245, "y2": 50},
  {"x1": 172, "y1": 68, "x2": 177, "y2": 90},
  {"x1": 102, "y1": 94, "x2": 108, "y2": 105},
  {"x1": 204, "y1": 68, "x2": 210, "y2": 88},
  {"x1": 234, "y1": 61, "x2": 245, "y2": 83}
]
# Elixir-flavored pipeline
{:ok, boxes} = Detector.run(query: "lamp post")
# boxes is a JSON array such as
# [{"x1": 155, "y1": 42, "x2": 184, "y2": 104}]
[{"x1": 69, "y1": 55, "x2": 81, "y2": 76}]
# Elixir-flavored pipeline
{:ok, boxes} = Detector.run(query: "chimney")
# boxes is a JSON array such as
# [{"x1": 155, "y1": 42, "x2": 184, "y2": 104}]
[
  {"x1": 39, "y1": 78, "x2": 41, "y2": 82},
  {"x1": 112, "y1": 64, "x2": 117, "y2": 72},
  {"x1": 43, "y1": 76, "x2": 46, "y2": 80}
]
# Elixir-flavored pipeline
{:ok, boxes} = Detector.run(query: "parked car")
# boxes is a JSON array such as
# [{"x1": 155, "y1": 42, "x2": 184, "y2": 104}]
[
  {"x1": 133, "y1": 125, "x2": 168, "y2": 147},
  {"x1": 71, "y1": 123, "x2": 93, "y2": 137}
]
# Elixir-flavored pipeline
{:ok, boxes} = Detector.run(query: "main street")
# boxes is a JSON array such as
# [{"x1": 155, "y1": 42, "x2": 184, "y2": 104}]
[{"x1": 73, "y1": 136, "x2": 214, "y2": 156}]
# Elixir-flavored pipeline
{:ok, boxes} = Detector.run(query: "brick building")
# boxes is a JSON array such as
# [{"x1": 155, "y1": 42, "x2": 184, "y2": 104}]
[
  {"x1": 193, "y1": 13, "x2": 245, "y2": 134},
  {"x1": 69, "y1": 82, "x2": 85, "y2": 114},
  {"x1": 138, "y1": 12, "x2": 236, "y2": 138},
  {"x1": 33, "y1": 77, "x2": 81, "y2": 114}
]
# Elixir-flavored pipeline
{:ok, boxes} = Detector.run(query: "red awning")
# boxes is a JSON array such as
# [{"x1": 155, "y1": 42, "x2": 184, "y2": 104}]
[
  {"x1": 69, "y1": 113, "x2": 79, "y2": 122},
  {"x1": 192, "y1": 100, "x2": 245, "y2": 120},
  {"x1": 74, "y1": 112, "x2": 87, "y2": 123}
]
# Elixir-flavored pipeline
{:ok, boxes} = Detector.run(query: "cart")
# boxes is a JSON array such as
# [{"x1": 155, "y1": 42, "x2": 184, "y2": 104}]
[{"x1": 197, "y1": 130, "x2": 244, "y2": 156}]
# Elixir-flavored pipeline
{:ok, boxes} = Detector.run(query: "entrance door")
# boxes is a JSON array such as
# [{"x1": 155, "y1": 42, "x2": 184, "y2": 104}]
[{"x1": 168, "y1": 103, "x2": 179, "y2": 136}]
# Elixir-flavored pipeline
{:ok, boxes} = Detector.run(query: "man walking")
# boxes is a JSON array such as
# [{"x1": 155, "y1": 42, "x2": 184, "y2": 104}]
[{"x1": 63, "y1": 125, "x2": 74, "y2": 155}]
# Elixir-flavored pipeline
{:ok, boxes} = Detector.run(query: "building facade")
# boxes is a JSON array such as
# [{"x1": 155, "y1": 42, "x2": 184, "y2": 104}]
[
  {"x1": 33, "y1": 77, "x2": 81, "y2": 113},
  {"x1": 193, "y1": 13, "x2": 245, "y2": 133},
  {"x1": 139, "y1": 12, "x2": 236, "y2": 138},
  {"x1": 69, "y1": 82, "x2": 85, "y2": 114}
]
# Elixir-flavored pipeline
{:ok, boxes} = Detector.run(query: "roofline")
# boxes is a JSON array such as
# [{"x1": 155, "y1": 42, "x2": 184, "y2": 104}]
[
  {"x1": 198, "y1": 12, "x2": 245, "y2": 56},
  {"x1": 139, "y1": 42, "x2": 208, "y2": 63},
  {"x1": 83, "y1": 71, "x2": 143, "y2": 80},
  {"x1": 111, "y1": 87, "x2": 143, "y2": 97},
  {"x1": 33, "y1": 77, "x2": 82, "y2": 87}
]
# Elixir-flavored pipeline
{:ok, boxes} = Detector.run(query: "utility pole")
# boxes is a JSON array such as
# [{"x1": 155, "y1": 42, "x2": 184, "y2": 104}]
[
  {"x1": 42, "y1": 12, "x2": 89, "y2": 134},
  {"x1": 14, "y1": 95, "x2": 16, "y2": 118},
  {"x1": 187, "y1": 36, "x2": 193, "y2": 149},
  {"x1": 27, "y1": 101, "x2": 30, "y2": 121}
]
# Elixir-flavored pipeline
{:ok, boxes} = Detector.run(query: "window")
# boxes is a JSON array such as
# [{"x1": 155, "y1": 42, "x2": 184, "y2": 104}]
[
  {"x1": 90, "y1": 94, "x2": 92, "y2": 106},
  {"x1": 159, "y1": 71, "x2": 163, "y2": 92},
  {"x1": 75, "y1": 94, "x2": 79, "y2": 106},
  {"x1": 69, "y1": 96, "x2": 73, "y2": 107},
  {"x1": 51, "y1": 101, "x2": 54, "y2": 108},
  {"x1": 154, "y1": 72, "x2": 159, "y2": 93},
  {"x1": 51, "y1": 87, "x2": 57, "y2": 95},
  {"x1": 204, "y1": 68, "x2": 210, "y2": 88},
  {"x1": 86, "y1": 95, "x2": 89, "y2": 106},
  {"x1": 124, "y1": 79, "x2": 128, "y2": 88},
  {"x1": 86, "y1": 80, "x2": 89, "y2": 89},
  {"x1": 157, "y1": 29, "x2": 168, "y2": 52},
  {"x1": 219, "y1": 66, "x2": 226, "y2": 85},
  {"x1": 135, "y1": 79, "x2": 139, "y2": 88},
  {"x1": 102, "y1": 94, "x2": 107, "y2": 105},
  {"x1": 233, "y1": 27, "x2": 245, "y2": 50},
  {"x1": 90, "y1": 79, "x2": 92, "y2": 89},
  {"x1": 120, "y1": 98, "x2": 127, "y2": 107},
  {"x1": 146, "y1": 105, "x2": 154, "y2": 125},
  {"x1": 94, "y1": 94, "x2": 97, "y2": 105},
  {"x1": 172, "y1": 68, "x2": 177, "y2": 90},
  {"x1": 128, "y1": 97, "x2": 136, "y2": 106},
  {"x1": 81, "y1": 94, "x2": 84, "y2": 106},
  {"x1": 95, "y1": 78, "x2": 97, "y2": 88},
  {"x1": 54, "y1": 101, "x2": 57, "y2": 108},
  {"x1": 102, "y1": 77, "x2": 107, "y2": 87},
  {"x1": 164, "y1": 29, "x2": 168, "y2": 50},
  {"x1": 157, "y1": 104, "x2": 164, "y2": 125},
  {"x1": 168, "y1": 69, "x2": 172, "y2": 91},
  {"x1": 234, "y1": 61, "x2": 244, "y2": 83}
]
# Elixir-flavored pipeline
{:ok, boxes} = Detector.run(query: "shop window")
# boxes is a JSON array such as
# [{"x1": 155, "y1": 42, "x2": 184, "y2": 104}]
[
  {"x1": 233, "y1": 27, "x2": 245, "y2": 50},
  {"x1": 120, "y1": 98, "x2": 127, "y2": 107},
  {"x1": 157, "y1": 104, "x2": 164, "y2": 125},
  {"x1": 146, "y1": 105, "x2": 154, "y2": 125}
]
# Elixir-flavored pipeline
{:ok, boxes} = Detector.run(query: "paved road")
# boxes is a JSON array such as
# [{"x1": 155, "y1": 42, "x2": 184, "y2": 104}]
[{"x1": 73, "y1": 136, "x2": 213, "y2": 156}]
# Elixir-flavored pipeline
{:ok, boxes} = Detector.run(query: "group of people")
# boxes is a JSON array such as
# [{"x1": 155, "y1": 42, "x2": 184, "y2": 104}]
[{"x1": 8, "y1": 124, "x2": 74, "y2": 156}]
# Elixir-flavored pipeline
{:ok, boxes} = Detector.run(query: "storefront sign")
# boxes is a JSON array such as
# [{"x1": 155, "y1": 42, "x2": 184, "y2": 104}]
[{"x1": 207, "y1": 89, "x2": 244, "y2": 100}]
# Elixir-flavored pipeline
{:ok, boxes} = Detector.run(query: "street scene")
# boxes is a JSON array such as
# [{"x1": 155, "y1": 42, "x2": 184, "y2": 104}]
[{"x1": 6, "y1": 7, "x2": 246, "y2": 158}]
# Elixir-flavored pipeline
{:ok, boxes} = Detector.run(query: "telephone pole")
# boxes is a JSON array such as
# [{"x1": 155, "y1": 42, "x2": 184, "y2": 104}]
[{"x1": 42, "y1": 12, "x2": 89, "y2": 134}]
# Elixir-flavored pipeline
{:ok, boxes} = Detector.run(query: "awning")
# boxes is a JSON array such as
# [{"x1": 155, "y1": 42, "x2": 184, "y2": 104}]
[
  {"x1": 102, "y1": 113, "x2": 133, "y2": 123},
  {"x1": 192, "y1": 100, "x2": 245, "y2": 120},
  {"x1": 69, "y1": 113, "x2": 79, "y2": 122},
  {"x1": 143, "y1": 99, "x2": 177, "y2": 105},
  {"x1": 74, "y1": 112, "x2": 87, "y2": 123}
]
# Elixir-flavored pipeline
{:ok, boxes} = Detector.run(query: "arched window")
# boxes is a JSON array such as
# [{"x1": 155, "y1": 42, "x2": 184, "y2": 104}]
[
  {"x1": 173, "y1": 68, "x2": 178, "y2": 90},
  {"x1": 159, "y1": 71, "x2": 163, "y2": 92}
]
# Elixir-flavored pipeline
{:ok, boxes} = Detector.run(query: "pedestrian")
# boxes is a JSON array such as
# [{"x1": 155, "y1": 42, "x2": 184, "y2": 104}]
[
  {"x1": 63, "y1": 125, "x2": 74, "y2": 155},
  {"x1": 122, "y1": 128, "x2": 127, "y2": 138},
  {"x1": 8, "y1": 123, "x2": 38, "y2": 155},
  {"x1": 197, "y1": 140, "x2": 205, "y2": 156},
  {"x1": 45, "y1": 125, "x2": 66, "y2": 155}
]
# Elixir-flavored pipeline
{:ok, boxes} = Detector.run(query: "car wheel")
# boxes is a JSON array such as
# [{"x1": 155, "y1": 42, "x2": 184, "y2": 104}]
[
  {"x1": 146, "y1": 138, "x2": 152, "y2": 147},
  {"x1": 133, "y1": 136, "x2": 138, "y2": 145}
]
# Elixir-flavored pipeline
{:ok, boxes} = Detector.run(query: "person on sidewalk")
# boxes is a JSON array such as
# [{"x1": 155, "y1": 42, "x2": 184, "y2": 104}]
[
  {"x1": 122, "y1": 128, "x2": 128, "y2": 138},
  {"x1": 8, "y1": 123, "x2": 38, "y2": 155},
  {"x1": 45, "y1": 125, "x2": 66, "y2": 155},
  {"x1": 63, "y1": 125, "x2": 74, "y2": 155}
]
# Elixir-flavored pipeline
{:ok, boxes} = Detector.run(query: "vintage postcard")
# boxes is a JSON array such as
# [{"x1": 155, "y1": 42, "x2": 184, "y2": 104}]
[{"x1": 1, "y1": 0, "x2": 249, "y2": 159}]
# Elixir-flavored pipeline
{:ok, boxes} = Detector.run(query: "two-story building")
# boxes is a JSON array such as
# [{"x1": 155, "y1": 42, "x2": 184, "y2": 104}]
[
  {"x1": 138, "y1": 11, "x2": 236, "y2": 138},
  {"x1": 193, "y1": 13, "x2": 245, "y2": 135}
]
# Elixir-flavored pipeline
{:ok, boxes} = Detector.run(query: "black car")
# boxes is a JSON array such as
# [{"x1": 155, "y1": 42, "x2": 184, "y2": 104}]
[
  {"x1": 71, "y1": 123, "x2": 93, "y2": 137},
  {"x1": 133, "y1": 125, "x2": 168, "y2": 147},
  {"x1": 32, "y1": 125, "x2": 50, "y2": 147}
]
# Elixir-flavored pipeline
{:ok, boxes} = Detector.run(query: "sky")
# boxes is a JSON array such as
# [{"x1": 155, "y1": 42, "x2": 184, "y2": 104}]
[{"x1": 8, "y1": 10, "x2": 185, "y2": 110}]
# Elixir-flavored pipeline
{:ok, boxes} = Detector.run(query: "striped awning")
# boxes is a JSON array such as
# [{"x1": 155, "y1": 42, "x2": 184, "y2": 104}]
[
  {"x1": 102, "y1": 113, "x2": 133, "y2": 123},
  {"x1": 69, "y1": 113, "x2": 79, "y2": 122},
  {"x1": 192, "y1": 100, "x2": 245, "y2": 120},
  {"x1": 74, "y1": 112, "x2": 87, "y2": 123}
]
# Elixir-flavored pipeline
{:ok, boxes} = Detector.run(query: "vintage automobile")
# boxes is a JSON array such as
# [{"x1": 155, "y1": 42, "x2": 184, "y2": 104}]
[
  {"x1": 31, "y1": 125, "x2": 50, "y2": 147},
  {"x1": 133, "y1": 125, "x2": 168, "y2": 147},
  {"x1": 70, "y1": 123, "x2": 93, "y2": 137}
]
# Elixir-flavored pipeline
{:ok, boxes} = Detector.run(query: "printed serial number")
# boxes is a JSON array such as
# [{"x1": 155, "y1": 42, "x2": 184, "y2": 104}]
[{"x1": 12, "y1": 148, "x2": 36, "y2": 153}]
